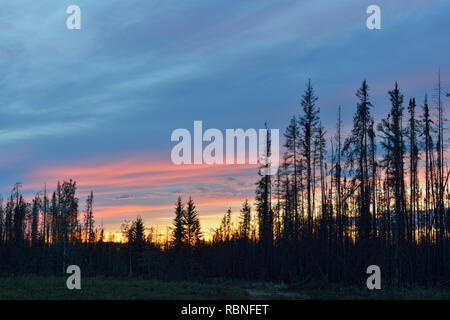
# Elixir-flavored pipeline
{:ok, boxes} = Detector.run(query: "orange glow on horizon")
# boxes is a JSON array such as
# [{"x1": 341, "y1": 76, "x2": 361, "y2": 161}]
[{"x1": 22, "y1": 155, "x2": 260, "y2": 235}]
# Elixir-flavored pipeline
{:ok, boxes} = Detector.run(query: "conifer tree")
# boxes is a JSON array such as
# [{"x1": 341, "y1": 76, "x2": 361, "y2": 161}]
[
  {"x1": 299, "y1": 79, "x2": 319, "y2": 238},
  {"x1": 239, "y1": 200, "x2": 251, "y2": 240},
  {"x1": 184, "y1": 197, "x2": 201, "y2": 246},
  {"x1": 172, "y1": 196, "x2": 185, "y2": 247},
  {"x1": 343, "y1": 80, "x2": 374, "y2": 241}
]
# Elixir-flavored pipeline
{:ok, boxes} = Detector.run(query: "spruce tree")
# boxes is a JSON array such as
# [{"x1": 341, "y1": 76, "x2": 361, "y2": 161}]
[
  {"x1": 172, "y1": 196, "x2": 185, "y2": 248},
  {"x1": 299, "y1": 79, "x2": 319, "y2": 238}
]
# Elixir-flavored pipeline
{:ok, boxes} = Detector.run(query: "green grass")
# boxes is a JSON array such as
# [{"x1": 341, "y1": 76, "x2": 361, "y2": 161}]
[
  {"x1": 0, "y1": 276, "x2": 448, "y2": 300},
  {"x1": 242, "y1": 281, "x2": 450, "y2": 300},
  {"x1": 0, "y1": 276, "x2": 248, "y2": 300}
]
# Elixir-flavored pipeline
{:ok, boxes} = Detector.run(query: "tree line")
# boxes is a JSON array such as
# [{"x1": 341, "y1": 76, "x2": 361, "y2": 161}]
[
  {"x1": 209, "y1": 74, "x2": 449, "y2": 286},
  {"x1": 0, "y1": 74, "x2": 448, "y2": 287}
]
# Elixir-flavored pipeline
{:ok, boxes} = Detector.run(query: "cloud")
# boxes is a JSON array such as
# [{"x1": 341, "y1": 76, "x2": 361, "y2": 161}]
[
  {"x1": 0, "y1": 118, "x2": 100, "y2": 145},
  {"x1": 25, "y1": 153, "x2": 257, "y2": 228}
]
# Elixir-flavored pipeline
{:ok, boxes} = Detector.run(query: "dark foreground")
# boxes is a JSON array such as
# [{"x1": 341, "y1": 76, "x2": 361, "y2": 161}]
[{"x1": 0, "y1": 276, "x2": 448, "y2": 300}]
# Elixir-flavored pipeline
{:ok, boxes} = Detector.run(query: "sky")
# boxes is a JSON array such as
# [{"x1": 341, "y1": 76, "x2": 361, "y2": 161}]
[{"x1": 0, "y1": 0, "x2": 449, "y2": 238}]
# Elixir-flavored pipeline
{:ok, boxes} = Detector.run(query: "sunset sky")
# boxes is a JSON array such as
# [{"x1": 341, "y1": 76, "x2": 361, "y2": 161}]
[{"x1": 0, "y1": 0, "x2": 449, "y2": 237}]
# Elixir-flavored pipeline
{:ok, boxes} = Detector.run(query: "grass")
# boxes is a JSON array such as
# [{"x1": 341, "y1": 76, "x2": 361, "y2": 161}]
[
  {"x1": 0, "y1": 276, "x2": 448, "y2": 300},
  {"x1": 0, "y1": 276, "x2": 247, "y2": 300},
  {"x1": 242, "y1": 281, "x2": 450, "y2": 300}
]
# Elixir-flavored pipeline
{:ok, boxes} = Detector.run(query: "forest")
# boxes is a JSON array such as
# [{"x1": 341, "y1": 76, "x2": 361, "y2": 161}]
[{"x1": 0, "y1": 75, "x2": 449, "y2": 289}]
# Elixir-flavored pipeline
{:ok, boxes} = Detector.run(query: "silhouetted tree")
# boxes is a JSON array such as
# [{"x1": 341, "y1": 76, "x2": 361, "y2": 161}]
[
  {"x1": 184, "y1": 197, "x2": 201, "y2": 247},
  {"x1": 83, "y1": 191, "x2": 95, "y2": 245},
  {"x1": 343, "y1": 80, "x2": 374, "y2": 242},
  {"x1": 172, "y1": 196, "x2": 185, "y2": 248},
  {"x1": 239, "y1": 200, "x2": 251, "y2": 241},
  {"x1": 299, "y1": 79, "x2": 319, "y2": 238}
]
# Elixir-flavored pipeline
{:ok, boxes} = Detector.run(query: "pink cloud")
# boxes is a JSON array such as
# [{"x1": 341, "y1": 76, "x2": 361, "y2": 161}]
[{"x1": 26, "y1": 154, "x2": 259, "y2": 233}]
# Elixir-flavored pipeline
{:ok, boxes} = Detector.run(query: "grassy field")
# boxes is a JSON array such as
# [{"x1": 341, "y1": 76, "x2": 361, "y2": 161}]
[
  {"x1": 0, "y1": 277, "x2": 246, "y2": 300},
  {"x1": 0, "y1": 276, "x2": 448, "y2": 300}
]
